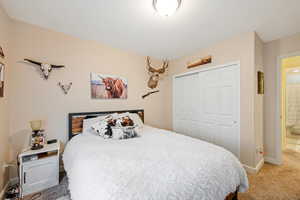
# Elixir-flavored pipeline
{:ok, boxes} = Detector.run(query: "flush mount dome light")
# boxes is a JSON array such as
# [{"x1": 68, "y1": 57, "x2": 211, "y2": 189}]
[{"x1": 153, "y1": 0, "x2": 182, "y2": 16}]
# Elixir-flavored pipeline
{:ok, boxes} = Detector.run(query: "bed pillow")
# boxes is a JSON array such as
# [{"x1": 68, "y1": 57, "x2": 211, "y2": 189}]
[
  {"x1": 91, "y1": 120, "x2": 112, "y2": 139},
  {"x1": 82, "y1": 115, "x2": 108, "y2": 135},
  {"x1": 118, "y1": 112, "x2": 130, "y2": 118},
  {"x1": 111, "y1": 127, "x2": 137, "y2": 140},
  {"x1": 129, "y1": 113, "x2": 144, "y2": 128},
  {"x1": 91, "y1": 115, "x2": 138, "y2": 139}
]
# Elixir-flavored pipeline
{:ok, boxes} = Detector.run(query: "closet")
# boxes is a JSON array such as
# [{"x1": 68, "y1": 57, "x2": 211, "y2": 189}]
[{"x1": 173, "y1": 63, "x2": 240, "y2": 158}]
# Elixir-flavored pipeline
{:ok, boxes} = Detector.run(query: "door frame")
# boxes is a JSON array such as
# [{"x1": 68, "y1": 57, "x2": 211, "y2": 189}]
[
  {"x1": 275, "y1": 51, "x2": 300, "y2": 165},
  {"x1": 172, "y1": 61, "x2": 241, "y2": 158}
]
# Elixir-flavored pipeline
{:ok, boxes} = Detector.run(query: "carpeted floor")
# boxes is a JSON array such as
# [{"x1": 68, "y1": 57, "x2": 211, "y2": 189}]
[
  {"x1": 22, "y1": 177, "x2": 70, "y2": 200},
  {"x1": 22, "y1": 150, "x2": 300, "y2": 200},
  {"x1": 240, "y1": 150, "x2": 300, "y2": 200}
]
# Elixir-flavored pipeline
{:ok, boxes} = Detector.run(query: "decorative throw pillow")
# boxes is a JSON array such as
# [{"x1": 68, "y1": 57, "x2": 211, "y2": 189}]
[
  {"x1": 91, "y1": 120, "x2": 112, "y2": 139},
  {"x1": 111, "y1": 128, "x2": 124, "y2": 140},
  {"x1": 82, "y1": 115, "x2": 108, "y2": 135},
  {"x1": 111, "y1": 127, "x2": 137, "y2": 140},
  {"x1": 121, "y1": 116, "x2": 134, "y2": 126},
  {"x1": 122, "y1": 126, "x2": 137, "y2": 138},
  {"x1": 129, "y1": 113, "x2": 144, "y2": 128},
  {"x1": 91, "y1": 113, "x2": 138, "y2": 140}
]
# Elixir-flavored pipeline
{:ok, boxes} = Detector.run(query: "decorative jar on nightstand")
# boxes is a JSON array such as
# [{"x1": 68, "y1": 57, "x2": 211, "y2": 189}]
[{"x1": 18, "y1": 141, "x2": 60, "y2": 198}]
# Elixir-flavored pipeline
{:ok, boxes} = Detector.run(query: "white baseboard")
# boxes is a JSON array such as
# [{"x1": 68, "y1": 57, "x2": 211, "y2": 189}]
[
  {"x1": 0, "y1": 177, "x2": 19, "y2": 200},
  {"x1": 243, "y1": 158, "x2": 264, "y2": 174},
  {"x1": 264, "y1": 156, "x2": 282, "y2": 165}
]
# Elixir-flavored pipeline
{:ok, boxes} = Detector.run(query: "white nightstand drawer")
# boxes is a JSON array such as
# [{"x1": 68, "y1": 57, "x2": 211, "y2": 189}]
[{"x1": 23, "y1": 155, "x2": 57, "y2": 167}]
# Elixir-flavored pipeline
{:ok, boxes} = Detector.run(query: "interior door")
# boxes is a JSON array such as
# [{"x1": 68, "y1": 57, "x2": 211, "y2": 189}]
[
  {"x1": 173, "y1": 72, "x2": 200, "y2": 138},
  {"x1": 173, "y1": 64, "x2": 240, "y2": 158}
]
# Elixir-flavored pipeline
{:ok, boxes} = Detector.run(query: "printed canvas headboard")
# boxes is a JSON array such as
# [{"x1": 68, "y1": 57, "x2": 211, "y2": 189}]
[{"x1": 68, "y1": 109, "x2": 144, "y2": 140}]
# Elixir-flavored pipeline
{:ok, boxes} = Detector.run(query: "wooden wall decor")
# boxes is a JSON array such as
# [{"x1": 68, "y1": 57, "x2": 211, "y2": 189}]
[
  {"x1": 187, "y1": 56, "x2": 212, "y2": 69},
  {"x1": 142, "y1": 90, "x2": 159, "y2": 99},
  {"x1": 257, "y1": 71, "x2": 264, "y2": 94}
]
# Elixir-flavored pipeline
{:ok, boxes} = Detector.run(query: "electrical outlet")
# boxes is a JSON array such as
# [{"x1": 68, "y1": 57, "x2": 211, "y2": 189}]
[{"x1": 256, "y1": 147, "x2": 264, "y2": 155}]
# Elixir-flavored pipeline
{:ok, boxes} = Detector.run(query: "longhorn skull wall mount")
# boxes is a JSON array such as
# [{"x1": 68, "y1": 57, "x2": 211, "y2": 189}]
[
  {"x1": 146, "y1": 56, "x2": 169, "y2": 89},
  {"x1": 58, "y1": 82, "x2": 72, "y2": 95},
  {"x1": 24, "y1": 59, "x2": 65, "y2": 80}
]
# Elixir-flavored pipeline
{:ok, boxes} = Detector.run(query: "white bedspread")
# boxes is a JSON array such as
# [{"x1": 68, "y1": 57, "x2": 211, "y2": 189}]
[{"x1": 63, "y1": 126, "x2": 248, "y2": 200}]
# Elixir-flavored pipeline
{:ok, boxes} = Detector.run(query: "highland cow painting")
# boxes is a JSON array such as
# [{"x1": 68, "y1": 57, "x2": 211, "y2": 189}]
[{"x1": 91, "y1": 73, "x2": 128, "y2": 99}]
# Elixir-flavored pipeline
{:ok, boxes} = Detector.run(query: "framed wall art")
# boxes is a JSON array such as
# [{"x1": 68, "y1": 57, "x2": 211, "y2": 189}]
[
  {"x1": 90, "y1": 73, "x2": 128, "y2": 99},
  {"x1": 0, "y1": 62, "x2": 5, "y2": 97},
  {"x1": 257, "y1": 71, "x2": 264, "y2": 94},
  {"x1": 0, "y1": 46, "x2": 4, "y2": 59}
]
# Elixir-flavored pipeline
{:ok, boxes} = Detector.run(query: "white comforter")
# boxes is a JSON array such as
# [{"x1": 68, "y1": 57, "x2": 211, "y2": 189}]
[{"x1": 63, "y1": 126, "x2": 248, "y2": 200}]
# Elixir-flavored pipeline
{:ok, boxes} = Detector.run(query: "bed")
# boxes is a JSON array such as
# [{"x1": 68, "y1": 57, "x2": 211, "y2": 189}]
[{"x1": 63, "y1": 110, "x2": 248, "y2": 200}]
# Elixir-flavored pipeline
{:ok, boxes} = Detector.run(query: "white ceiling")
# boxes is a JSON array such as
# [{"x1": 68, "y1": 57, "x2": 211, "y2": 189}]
[{"x1": 1, "y1": 0, "x2": 300, "y2": 59}]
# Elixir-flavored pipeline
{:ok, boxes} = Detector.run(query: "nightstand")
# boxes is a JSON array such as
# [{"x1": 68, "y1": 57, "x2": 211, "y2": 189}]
[{"x1": 18, "y1": 142, "x2": 60, "y2": 198}]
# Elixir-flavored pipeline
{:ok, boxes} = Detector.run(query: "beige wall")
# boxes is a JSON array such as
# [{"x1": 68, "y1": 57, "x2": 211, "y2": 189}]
[
  {"x1": 254, "y1": 33, "x2": 264, "y2": 165},
  {"x1": 4, "y1": 15, "x2": 265, "y2": 177},
  {"x1": 165, "y1": 32, "x2": 260, "y2": 167},
  {"x1": 264, "y1": 32, "x2": 300, "y2": 161},
  {"x1": 0, "y1": 5, "x2": 11, "y2": 193},
  {"x1": 7, "y1": 20, "x2": 170, "y2": 157}
]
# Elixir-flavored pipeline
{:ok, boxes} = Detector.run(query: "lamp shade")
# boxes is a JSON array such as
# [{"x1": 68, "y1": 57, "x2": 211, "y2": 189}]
[{"x1": 30, "y1": 120, "x2": 42, "y2": 131}]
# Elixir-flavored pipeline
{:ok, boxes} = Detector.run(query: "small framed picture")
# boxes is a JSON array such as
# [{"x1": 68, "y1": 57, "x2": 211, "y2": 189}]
[
  {"x1": 0, "y1": 62, "x2": 5, "y2": 97},
  {"x1": 0, "y1": 46, "x2": 4, "y2": 59},
  {"x1": 257, "y1": 71, "x2": 264, "y2": 94}
]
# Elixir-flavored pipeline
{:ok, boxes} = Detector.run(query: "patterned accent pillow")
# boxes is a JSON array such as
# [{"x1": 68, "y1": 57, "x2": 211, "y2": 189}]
[
  {"x1": 82, "y1": 115, "x2": 107, "y2": 135},
  {"x1": 112, "y1": 126, "x2": 137, "y2": 140},
  {"x1": 91, "y1": 115, "x2": 137, "y2": 139},
  {"x1": 129, "y1": 113, "x2": 144, "y2": 128},
  {"x1": 91, "y1": 120, "x2": 112, "y2": 139}
]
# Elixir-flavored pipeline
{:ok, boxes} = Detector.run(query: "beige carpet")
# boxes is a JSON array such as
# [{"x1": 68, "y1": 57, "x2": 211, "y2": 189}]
[{"x1": 239, "y1": 150, "x2": 300, "y2": 200}]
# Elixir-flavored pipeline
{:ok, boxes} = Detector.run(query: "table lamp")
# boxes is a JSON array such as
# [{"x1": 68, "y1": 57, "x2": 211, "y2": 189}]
[
  {"x1": 30, "y1": 120, "x2": 45, "y2": 150},
  {"x1": 30, "y1": 120, "x2": 42, "y2": 135}
]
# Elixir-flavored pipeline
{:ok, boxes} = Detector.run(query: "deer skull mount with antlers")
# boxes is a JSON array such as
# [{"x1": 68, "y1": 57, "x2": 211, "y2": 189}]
[
  {"x1": 146, "y1": 56, "x2": 169, "y2": 89},
  {"x1": 24, "y1": 59, "x2": 65, "y2": 80}
]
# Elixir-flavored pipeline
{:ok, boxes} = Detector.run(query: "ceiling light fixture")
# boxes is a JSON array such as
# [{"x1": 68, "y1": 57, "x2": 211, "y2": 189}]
[{"x1": 153, "y1": 0, "x2": 182, "y2": 17}]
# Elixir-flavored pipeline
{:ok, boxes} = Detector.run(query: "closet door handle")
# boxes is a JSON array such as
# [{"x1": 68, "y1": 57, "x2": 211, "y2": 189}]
[{"x1": 24, "y1": 172, "x2": 26, "y2": 184}]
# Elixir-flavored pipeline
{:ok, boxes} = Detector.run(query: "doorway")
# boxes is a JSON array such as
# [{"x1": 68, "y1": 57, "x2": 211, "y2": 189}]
[{"x1": 277, "y1": 53, "x2": 300, "y2": 164}]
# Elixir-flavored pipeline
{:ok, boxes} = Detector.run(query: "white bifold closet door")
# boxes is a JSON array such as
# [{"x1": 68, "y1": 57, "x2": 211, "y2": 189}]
[{"x1": 173, "y1": 64, "x2": 240, "y2": 158}]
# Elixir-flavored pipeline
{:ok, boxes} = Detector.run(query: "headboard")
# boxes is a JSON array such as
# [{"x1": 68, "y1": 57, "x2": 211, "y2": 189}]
[{"x1": 68, "y1": 109, "x2": 144, "y2": 140}]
